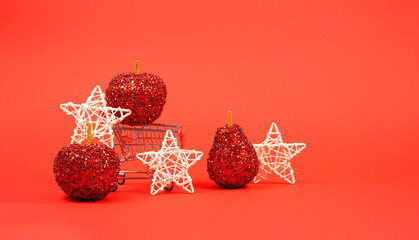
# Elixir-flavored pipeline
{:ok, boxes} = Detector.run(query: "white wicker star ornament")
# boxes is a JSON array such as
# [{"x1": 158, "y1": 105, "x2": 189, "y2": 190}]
[
  {"x1": 253, "y1": 123, "x2": 306, "y2": 184},
  {"x1": 60, "y1": 85, "x2": 131, "y2": 148},
  {"x1": 136, "y1": 130, "x2": 203, "y2": 195}
]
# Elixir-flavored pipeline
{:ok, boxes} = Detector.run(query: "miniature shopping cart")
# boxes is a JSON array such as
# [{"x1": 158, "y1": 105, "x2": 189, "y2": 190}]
[{"x1": 112, "y1": 123, "x2": 183, "y2": 191}]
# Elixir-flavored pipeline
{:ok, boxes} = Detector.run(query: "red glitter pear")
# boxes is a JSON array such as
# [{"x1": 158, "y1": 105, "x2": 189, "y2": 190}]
[
  {"x1": 106, "y1": 62, "x2": 167, "y2": 126},
  {"x1": 207, "y1": 112, "x2": 259, "y2": 188},
  {"x1": 53, "y1": 143, "x2": 120, "y2": 201}
]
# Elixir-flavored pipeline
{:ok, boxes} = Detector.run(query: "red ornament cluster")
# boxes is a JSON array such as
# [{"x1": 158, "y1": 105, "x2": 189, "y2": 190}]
[
  {"x1": 106, "y1": 72, "x2": 167, "y2": 126},
  {"x1": 53, "y1": 143, "x2": 120, "y2": 201},
  {"x1": 207, "y1": 124, "x2": 259, "y2": 188}
]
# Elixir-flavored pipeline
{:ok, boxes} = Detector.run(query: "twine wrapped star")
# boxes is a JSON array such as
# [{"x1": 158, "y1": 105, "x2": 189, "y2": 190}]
[
  {"x1": 136, "y1": 130, "x2": 203, "y2": 195},
  {"x1": 253, "y1": 123, "x2": 306, "y2": 184},
  {"x1": 60, "y1": 85, "x2": 131, "y2": 148}
]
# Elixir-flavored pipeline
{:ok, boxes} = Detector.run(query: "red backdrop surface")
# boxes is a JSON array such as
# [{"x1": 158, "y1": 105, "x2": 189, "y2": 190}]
[{"x1": 1, "y1": 0, "x2": 418, "y2": 239}]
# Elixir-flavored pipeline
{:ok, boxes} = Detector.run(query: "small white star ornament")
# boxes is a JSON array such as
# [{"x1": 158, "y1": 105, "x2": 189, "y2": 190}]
[
  {"x1": 253, "y1": 123, "x2": 306, "y2": 184},
  {"x1": 60, "y1": 85, "x2": 131, "y2": 148},
  {"x1": 136, "y1": 130, "x2": 203, "y2": 195}
]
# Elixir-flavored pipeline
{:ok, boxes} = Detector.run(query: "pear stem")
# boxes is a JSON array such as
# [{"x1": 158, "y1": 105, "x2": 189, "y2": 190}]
[
  {"x1": 228, "y1": 111, "x2": 232, "y2": 127},
  {"x1": 135, "y1": 60, "x2": 139, "y2": 75},
  {"x1": 86, "y1": 123, "x2": 92, "y2": 145}
]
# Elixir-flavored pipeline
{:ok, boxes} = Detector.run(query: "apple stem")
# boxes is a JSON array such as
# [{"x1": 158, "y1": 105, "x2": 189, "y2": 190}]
[
  {"x1": 228, "y1": 111, "x2": 232, "y2": 127},
  {"x1": 86, "y1": 123, "x2": 92, "y2": 145},
  {"x1": 135, "y1": 60, "x2": 139, "y2": 75}
]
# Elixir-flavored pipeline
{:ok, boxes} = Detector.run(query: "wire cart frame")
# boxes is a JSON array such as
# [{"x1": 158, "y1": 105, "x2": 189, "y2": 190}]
[{"x1": 112, "y1": 123, "x2": 183, "y2": 191}]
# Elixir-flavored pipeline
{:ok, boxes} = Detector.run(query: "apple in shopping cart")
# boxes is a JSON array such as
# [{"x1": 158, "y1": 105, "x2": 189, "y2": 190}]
[
  {"x1": 106, "y1": 71, "x2": 167, "y2": 126},
  {"x1": 53, "y1": 143, "x2": 120, "y2": 201},
  {"x1": 207, "y1": 115, "x2": 259, "y2": 188}
]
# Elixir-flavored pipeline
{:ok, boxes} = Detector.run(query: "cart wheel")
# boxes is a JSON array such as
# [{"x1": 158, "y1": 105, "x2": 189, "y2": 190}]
[
  {"x1": 117, "y1": 173, "x2": 125, "y2": 185},
  {"x1": 165, "y1": 182, "x2": 174, "y2": 191},
  {"x1": 111, "y1": 183, "x2": 118, "y2": 192}
]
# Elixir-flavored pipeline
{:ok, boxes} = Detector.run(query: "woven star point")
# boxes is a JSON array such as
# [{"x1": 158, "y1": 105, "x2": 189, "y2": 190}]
[
  {"x1": 136, "y1": 130, "x2": 203, "y2": 195},
  {"x1": 253, "y1": 123, "x2": 306, "y2": 184},
  {"x1": 60, "y1": 85, "x2": 131, "y2": 148}
]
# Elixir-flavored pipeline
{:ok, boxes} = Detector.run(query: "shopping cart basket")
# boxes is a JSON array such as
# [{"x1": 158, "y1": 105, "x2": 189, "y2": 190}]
[{"x1": 112, "y1": 123, "x2": 183, "y2": 191}]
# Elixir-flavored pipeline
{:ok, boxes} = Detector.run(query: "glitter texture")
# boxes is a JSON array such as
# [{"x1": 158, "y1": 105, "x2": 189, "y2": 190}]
[
  {"x1": 53, "y1": 143, "x2": 120, "y2": 201},
  {"x1": 105, "y1": 72, "x2": 167, "y2": 126},
  {"x1": 207, "y1": 124, "x2": 259, "y2": 188}
]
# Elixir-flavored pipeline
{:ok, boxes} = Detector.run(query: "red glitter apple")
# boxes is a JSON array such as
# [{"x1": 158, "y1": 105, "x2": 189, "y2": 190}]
[
  {"x1": 53, "y1": 126, "x2": 120, "y2": 201},
  {"x1": 207, "y1": 112, "x2": 259, "y2": 188},
  {"x1": 105, "y1": 61, "x2": 167, "y2": 126}
]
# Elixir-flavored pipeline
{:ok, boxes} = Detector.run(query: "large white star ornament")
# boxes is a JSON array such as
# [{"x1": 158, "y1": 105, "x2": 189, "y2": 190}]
[
  {"x1": 60, "y1": 85, "x2": 131, "y2": 148},
  {"x1": 253, "y1": 123, "x2": 306, "y2": 184},
  {"x1": 136, "y1": 130, "x2": 203, "y2": 195}
]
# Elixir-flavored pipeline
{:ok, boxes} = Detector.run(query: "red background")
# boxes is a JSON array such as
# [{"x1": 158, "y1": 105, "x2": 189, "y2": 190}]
[{"x1": 1, "y1": 0, "x2": 418, "y2": 239}]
